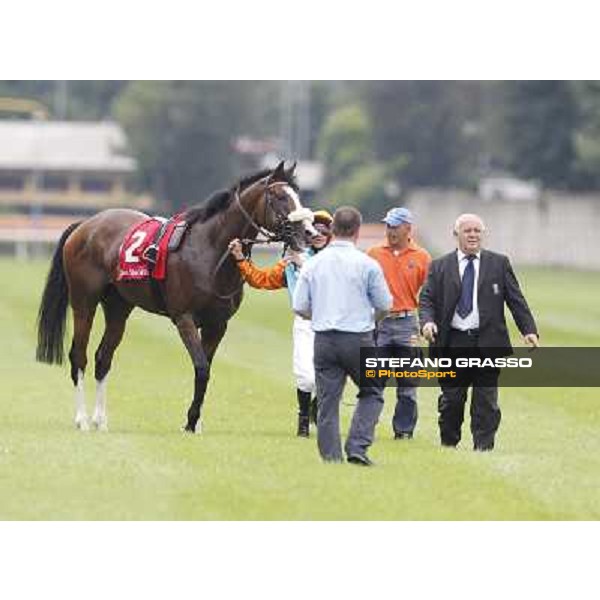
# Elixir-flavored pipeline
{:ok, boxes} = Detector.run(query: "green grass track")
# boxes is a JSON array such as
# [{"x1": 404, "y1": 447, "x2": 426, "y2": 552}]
[{"x1": 0, "y1": 258, "x2": 598, "y2": 519}]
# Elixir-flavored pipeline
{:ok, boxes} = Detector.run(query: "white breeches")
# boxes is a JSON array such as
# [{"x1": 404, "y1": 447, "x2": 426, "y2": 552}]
[{"x1": 292, "y1": 315, "x2": 316, "y2": 394}]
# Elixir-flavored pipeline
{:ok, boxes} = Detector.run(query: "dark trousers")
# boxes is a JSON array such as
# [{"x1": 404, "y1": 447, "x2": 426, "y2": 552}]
[
  {"x1": 314, "y1": 330, "x2": 385, "y2": 462},
  {"x1": 438, "y1": 329, "x2": 501, "y2": 450}
]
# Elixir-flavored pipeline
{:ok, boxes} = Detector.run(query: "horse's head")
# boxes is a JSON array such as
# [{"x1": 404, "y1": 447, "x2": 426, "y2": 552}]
[{"x1": 257, "y1": 161, "x2": 316, "y2": 251}]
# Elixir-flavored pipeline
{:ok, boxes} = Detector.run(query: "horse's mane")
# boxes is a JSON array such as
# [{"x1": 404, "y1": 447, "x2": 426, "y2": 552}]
[{"x1": 184, "y1": 167, "x2": 298, "y2": 226}]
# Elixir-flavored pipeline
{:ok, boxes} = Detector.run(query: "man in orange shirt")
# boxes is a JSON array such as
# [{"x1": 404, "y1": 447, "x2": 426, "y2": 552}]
[{"x1": 367, "y1": 207, "x2": 431, "y2": 439}]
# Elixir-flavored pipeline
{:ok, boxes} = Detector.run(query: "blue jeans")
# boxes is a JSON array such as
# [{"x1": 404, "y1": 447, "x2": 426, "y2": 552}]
[{"x1": 376, "y1": 314, "x2": 419, "y2": 435}]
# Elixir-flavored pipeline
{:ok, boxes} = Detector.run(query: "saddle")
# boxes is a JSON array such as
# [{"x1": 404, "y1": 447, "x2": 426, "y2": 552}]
[
  {"x1": 117, "y1": 213, "x2": 188, "y2": 282},
  {"x1": 143, "y1": 217, "x2": 188, "y2": 271}
]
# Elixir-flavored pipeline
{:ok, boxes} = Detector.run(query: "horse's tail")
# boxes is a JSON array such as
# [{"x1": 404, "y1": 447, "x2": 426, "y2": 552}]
[{"x1": 36, "y1": 222, "x2": 81, "y2": 365}]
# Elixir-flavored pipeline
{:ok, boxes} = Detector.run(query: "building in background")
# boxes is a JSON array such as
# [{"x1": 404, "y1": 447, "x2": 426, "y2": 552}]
[
  {"x1": 0, "y1": 120, "x2": 152, "y2": 256},
  {"x1": 0, "y1": 120, "x2": 151, "y2": 216}
]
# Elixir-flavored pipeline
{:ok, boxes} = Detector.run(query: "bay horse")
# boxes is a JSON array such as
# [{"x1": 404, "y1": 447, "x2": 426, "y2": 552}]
[{"x1": 36, "y1": 161, "x2": 313, "y2": 433}]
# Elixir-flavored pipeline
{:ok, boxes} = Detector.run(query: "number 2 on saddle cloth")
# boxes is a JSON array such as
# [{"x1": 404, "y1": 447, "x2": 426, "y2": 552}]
[{"x1": 117, "y1": 214, "x2": 187, "y2": 282}]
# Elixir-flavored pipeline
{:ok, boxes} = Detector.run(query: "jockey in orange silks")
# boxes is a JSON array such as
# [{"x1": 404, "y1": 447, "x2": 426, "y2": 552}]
[{"x1": 228, "y1": 210, "x2": 333, "y2": 438}]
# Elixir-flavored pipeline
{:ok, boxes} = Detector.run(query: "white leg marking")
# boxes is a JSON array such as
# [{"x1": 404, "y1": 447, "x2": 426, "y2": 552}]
[
  {"x1": 92, "y1": 376, "x2": 109, "y2": 431},
  {"x1": 74, "y1": 369, "x2": 89, "y2": 431}
]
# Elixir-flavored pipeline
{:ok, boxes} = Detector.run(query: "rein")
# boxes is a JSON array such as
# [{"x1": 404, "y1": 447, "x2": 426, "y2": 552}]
[
  {"x1": 211, "y1": 182, "x2": 293, "y2": 301},
  {"x1": 213, "y1": 183, "x2": 294, "y2": 274},
  {"x1": 233, "y1": 185, "x2": 278, "y2": 245}
]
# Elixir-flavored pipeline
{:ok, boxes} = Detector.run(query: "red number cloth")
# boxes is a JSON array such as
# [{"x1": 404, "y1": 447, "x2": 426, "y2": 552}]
[{"x1": 117, "y1": 215, "x2": 184, "y2": 281}]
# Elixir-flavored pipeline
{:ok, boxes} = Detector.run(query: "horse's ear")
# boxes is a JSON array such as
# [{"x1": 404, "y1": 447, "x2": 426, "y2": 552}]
[
  {"x1": 270, "y1": 160, "x2": 286, "y2": 181},
  {"x1": 285, "y1": 161, "x2": 297, "y2": 178}
]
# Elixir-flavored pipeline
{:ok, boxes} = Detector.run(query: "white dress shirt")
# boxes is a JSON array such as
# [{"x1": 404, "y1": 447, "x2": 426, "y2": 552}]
[{"x1": 451, "y1": 249, "x2": 481, "y2": 330}]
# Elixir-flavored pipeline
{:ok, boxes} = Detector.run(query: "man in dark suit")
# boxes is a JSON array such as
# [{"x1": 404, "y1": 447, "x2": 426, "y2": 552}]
[{"x1": 419, "y1": 213, "x2": 539, "y2": 451}]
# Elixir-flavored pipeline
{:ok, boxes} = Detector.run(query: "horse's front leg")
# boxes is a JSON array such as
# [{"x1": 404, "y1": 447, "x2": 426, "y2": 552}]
[{"x1": 175, "y1": 313, "x2": 209, "y2": 434}]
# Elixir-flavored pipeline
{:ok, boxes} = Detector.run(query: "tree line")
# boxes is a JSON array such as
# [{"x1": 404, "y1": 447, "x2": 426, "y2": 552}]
[{"x1": 2, "y1": 81, "x2": 599, "y2": 217}]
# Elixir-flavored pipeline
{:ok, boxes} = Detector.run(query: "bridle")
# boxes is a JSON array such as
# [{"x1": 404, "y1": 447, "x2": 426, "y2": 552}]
[
  {"x1": 212, "y1": 179, "x2": 313, "y2": 300},
  {"x1": 233, "y1": 181, "x2": 310, "y2": 249}
]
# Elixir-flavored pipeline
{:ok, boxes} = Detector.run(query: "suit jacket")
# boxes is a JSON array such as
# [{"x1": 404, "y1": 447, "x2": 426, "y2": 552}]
[{"x1": 419, "y1": 249, "x2": 538, "y2": 355}]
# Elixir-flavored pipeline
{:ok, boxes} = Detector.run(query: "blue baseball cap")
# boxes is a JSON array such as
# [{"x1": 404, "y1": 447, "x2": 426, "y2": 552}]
[{"x1": 382, "y1": 207, "x2": 414, "y2": 226}]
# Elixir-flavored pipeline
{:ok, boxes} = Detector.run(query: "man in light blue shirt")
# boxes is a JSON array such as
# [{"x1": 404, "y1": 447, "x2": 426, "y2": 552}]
[{"x1": 293, "y1": 206, "x2": 392, "y2": 465}]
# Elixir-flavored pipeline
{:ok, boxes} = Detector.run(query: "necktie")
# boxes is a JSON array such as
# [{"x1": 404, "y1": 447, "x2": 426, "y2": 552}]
[{"x1": 456, "y1": 255, "x2": 475, "y2": 318}]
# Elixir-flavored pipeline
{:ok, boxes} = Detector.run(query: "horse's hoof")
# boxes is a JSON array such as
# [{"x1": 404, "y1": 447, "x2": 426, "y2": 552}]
[
  {"x1": 92, "y1": 420, "x2": 108, "y2": 432},
  {"x1": 75, "y1": 418, "x2": 90, "y2": 432},
  {"x1": 181, "y1": 421, "x2": 202, "y2": 435}
]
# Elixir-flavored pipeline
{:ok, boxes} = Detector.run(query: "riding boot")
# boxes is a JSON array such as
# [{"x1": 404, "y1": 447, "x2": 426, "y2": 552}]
[
  {"x1": 310, "y1": 396, "x2": 318, "y2": 425},
  {"x1": 297, "y1": 389, "x2": 311, "y2": 437}
]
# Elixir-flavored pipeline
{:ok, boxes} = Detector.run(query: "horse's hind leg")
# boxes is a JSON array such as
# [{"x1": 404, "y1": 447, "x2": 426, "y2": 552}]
[
  {"x1": 92, "y1": 287, "x2": 133, "y2": 431},
  {"x1": 69, "y1": 302, "x2": 99, "y2": 431}
]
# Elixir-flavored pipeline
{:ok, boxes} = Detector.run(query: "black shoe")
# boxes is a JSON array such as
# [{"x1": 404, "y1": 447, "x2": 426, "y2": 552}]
[
  {"x1": 441, "y1": 442, "x2": 458, "y2": 449},
  {"x1": 347, "y1": 453, "x2": 375, "y2": 467},
  {"x1": 441, "y1": 436, "x2": 460, "y2": 448},
  {"x1": 297, "y1": 416, "x2": 310, "y2": 438},
  {"x1": 474, "y1": 444, "x2": 494, "y2": 452},
  {"x1": 394, "y1": 432, "x2": 413, "y2": 440}
]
